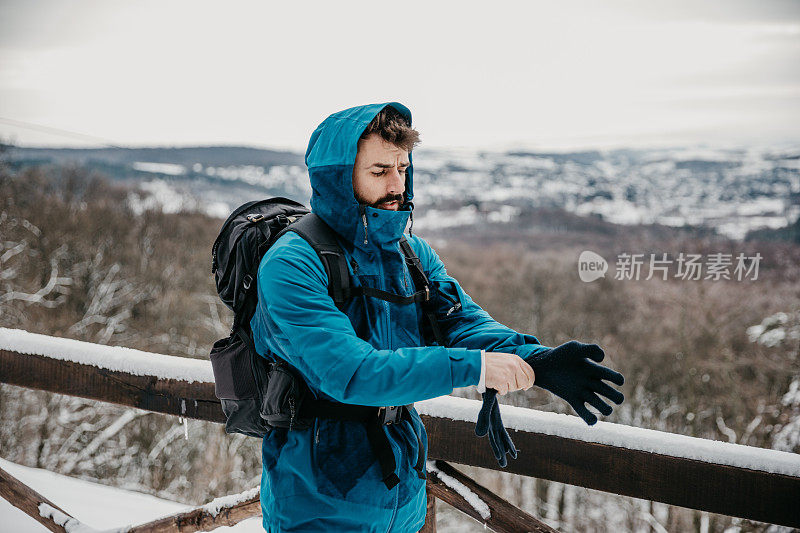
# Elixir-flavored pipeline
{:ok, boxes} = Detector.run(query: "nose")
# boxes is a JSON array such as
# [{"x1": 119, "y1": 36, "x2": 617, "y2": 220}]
[{"x1": 387, "y1": 167, "x2": 405, "y2": 194}]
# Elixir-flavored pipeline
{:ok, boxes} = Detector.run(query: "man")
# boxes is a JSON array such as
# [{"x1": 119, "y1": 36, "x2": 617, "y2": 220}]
[{"x1": 250, "y1": 102, "x2": 622, "y2": 532}]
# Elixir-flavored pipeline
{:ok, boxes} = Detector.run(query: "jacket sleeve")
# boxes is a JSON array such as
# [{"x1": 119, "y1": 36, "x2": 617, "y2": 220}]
[
  {"x1": 250, "y1": 232, "x2": 483, "y2": 407},
  {"x1": 408, "y1": 235, "x2": 551, "y2": 360}
]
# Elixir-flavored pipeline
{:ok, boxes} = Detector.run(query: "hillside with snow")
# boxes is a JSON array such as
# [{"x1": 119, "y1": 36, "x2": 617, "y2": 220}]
[
  {"x1": 2, "y1": 143, "x2": 799, "y2": 532},
  {"x1": 6, "y1": 144, "x2": 799, "y2": 240}
]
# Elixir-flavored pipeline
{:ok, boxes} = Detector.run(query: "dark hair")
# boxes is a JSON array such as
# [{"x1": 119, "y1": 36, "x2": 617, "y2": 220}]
[{"x1": 359, "y1": 106, "x2": 421, "y2": 152}]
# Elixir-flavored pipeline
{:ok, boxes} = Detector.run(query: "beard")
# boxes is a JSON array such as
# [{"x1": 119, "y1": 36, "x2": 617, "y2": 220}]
[{"x1": 356, "y1": 192, "x2": 405, "y2": 210}]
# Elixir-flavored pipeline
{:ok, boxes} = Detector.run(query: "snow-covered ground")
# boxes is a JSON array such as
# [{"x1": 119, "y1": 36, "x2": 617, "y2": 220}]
[{"x1": 0, "y1": 457, "x2": 263, "y2": 532}]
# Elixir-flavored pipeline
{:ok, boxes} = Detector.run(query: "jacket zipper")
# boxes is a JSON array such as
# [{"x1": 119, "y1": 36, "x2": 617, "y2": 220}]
[
  {"x1": 385, "y1": 487, "x2": 399, "y2": 532},
  {"x1": 360, "y1": 206, "x2": 369, "y2": 245},
  {"x1": 376, "y1": 256, "x2": 393, "y2": 351}
]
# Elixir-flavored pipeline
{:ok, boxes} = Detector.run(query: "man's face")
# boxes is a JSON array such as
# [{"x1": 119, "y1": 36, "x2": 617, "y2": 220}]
[{"x1": 352, "y1": 133, "x2": 409, "y2": 211}]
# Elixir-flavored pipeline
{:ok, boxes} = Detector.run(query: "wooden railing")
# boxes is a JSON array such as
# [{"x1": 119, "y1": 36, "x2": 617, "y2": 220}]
[{"x1": 1, "y1": 329, "x2": 799, "y2": 531}]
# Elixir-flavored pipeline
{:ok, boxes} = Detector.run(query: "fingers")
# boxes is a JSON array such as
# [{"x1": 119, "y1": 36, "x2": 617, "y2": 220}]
[
  {"x1": 495, "y1": 425, "x2": 517, "y2": 466},
  {"x1": 510, "y1": 357, "x2": 534, "y2": 392},
  {"x1": 479, "y1": 406, "x2": 502, "y2": 464},
  {"x1": 489, "y1": 426, "x2": 509, "y2": 467},
  {"x1": 493, "y1": 400, "x2": 518, "y2": 460},
  {"x1": 571, "y1": 402, "x2": 598, "y2": 426},
  {"x1": 583, "y1": 391, "x2": 613, "y2": 417},
  {"x1": 562, "y1": 341, "x2": 605, "y2": 363},
  {"x1": 504, "y1": 433, "x2": 518, "y2": 460},
  {"x1": 475, "y1": 392, "x2": 495, "y2": 436},
  {"x1": 513, "y1": 372, "x2": 523, "y2": 393},
  {"x1": 587, "y1": 360, "x2": 625, "y2": 386},
  {"x1": 590, "y1": 379, "x2": 625, "y2": 405},
  {"x1": 478, "y1": 396, "x2": 517, "y2": 467},
  {"x1": 519, "y1": 359, "x2": 535, "y2": 389},
  {"x1": 584, "y1": 343, "x2": 605, "y2": 362},
  {"x1": 486, "y1": 420, "x2": 504, "y2": 465}
]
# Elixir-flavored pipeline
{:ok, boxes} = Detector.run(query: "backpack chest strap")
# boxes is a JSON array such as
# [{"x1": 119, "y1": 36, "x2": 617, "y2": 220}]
[{"x1": 350, "y1": 285, "x2": 430, "y2": 305}]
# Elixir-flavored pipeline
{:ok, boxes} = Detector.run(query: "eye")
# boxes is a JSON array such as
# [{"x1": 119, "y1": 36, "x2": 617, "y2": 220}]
[{"x1": 371, "y1": 170, "x2": 386, "y2": 177}]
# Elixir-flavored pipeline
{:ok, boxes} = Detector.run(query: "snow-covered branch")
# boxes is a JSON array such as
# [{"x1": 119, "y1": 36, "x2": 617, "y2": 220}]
[
  {"x1": 69, "y1": 258, "x2": 154, "y2": 344},
  {"x1": 61, "y1": 410, "x2": 150, "y2": 474},
  {"x1": 0, "y1": 243, "x2": 71, "y2": 310},
  {"x1": 124, "y1": 487, "x2": 260, "y2": 533}
]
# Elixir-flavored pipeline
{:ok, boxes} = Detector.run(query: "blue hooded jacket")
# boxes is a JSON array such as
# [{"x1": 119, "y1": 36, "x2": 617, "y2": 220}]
[{"x1": 250, "y1": 102, "x2": 548, "y2": 532}]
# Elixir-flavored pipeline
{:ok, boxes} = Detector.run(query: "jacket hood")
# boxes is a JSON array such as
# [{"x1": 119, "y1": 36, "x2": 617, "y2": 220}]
[{"x1": 305, "y1": 102, "x2": 415, "y2": 250}]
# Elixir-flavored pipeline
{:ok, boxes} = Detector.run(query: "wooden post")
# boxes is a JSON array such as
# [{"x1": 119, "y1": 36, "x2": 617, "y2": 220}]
[
  {"x1": 419, "y1": 484, "x2": 437, "y2": 532},
  {"x1": 0, "y1": 465, "x2": 82, "y2": 533},
  {"x1": 426, "y1": 460, "x2": 558, "y2": 533}
]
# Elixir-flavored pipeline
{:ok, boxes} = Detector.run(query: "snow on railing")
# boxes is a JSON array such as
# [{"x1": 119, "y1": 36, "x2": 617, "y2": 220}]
[
  {"x1": 3, "y1": 326, "x2": 796, "y2": 478},
  {"x1": 417, "y1": 396, "x2": 800, "y2": 478},
  {"x1": 0, "y1": 327, "x2": 213, "y2": 383}
]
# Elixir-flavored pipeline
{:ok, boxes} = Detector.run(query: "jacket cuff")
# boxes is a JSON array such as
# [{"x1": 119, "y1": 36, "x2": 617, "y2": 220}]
[
  {"x1": 448, "y1": 348, "x2": 484, "y2": 389},
  {"x1": 476, "y1": 350, "x2": 486, "y2": 393}
]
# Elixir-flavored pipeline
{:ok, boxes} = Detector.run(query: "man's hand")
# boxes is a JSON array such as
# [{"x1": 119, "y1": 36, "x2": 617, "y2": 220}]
[
  {"x1": 476, "y1": 352, "x2": 533, "y2": 467},
  {"x1": 484, "y1": 352, "x2": 535, "y2": 395},
  {"x1": 524, "y1": 341, "x2": 624, "y2": 425}
]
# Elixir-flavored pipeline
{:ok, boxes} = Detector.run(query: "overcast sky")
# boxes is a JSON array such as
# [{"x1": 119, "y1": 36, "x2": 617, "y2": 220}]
[{"x1": 1, "y1": 0, "x2": 799, "y2": 151}]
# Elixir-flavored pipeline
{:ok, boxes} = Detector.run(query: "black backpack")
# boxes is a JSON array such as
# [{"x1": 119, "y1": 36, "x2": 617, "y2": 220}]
[{"x1": 209, "y1": 197, "x2": 449, "y2": 437}]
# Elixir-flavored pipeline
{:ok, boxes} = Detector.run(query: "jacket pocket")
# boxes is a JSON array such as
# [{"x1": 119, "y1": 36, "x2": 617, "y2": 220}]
[{"x1": 434, "y1": 280, "x2": 463, "y2": 316}]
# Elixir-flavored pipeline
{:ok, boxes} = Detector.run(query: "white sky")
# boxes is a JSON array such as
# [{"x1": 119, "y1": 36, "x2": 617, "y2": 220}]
[{"x1": 1, "y1": 0, "x2": 799, "y2": 151}]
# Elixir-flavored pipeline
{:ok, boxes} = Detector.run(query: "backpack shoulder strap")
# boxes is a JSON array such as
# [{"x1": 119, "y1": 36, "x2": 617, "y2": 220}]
[
  {"x1": 282, "y1": 213, "x2": 352, "y2": 308},
  {"x1": 398, "y1": 237, "x2": 429, "y2": 288},
  {"x1": 399, "y1": 236, "x2": 448, "y2": 347}
]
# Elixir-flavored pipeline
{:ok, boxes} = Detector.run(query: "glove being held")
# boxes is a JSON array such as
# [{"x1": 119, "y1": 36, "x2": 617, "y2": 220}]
[{"x1": 475, "y1": 389, "x2": 517, "y2": 467}]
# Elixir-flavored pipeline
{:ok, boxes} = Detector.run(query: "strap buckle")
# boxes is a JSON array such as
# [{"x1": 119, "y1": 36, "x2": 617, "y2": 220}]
[{"x1": 377, "y1": 406, "x2": 402, "y2": 425}]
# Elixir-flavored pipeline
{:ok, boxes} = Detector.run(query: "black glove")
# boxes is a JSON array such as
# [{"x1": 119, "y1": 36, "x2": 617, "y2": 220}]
[
  {"x1": 475, "y1": 389, "x2": 517, "y2": 467},
  {"x1": 525, "y1": 341, "x2": 624, "y2": 425}
]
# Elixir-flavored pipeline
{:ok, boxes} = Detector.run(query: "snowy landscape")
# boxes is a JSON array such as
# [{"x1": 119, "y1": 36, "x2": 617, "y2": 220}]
[
  {"x1": 2, "y1": 142, "x2": 799, "y2": 532},
  {"x1": 6, "y1": 143, "x2": 800, "y2": 240},
  {"x1": 3, "y1": 1, "x2": 799, "y2": 529}
]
